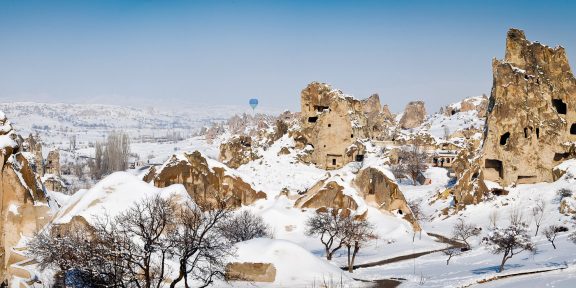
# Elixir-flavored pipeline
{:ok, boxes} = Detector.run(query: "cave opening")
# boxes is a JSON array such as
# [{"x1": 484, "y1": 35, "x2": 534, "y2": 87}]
[
  {"x1": 552, "y1": 99, "x2": 567, "y2": 114},
  {"x1": 500, "y1": 132, "x2": 510, "y2": 145},
  {"x1": 571, "y1": 123, "x2": 576, "y2": 135}
]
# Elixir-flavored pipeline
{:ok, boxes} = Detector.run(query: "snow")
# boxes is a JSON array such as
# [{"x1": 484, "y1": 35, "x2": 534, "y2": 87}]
[
  {"x1": 231, "y1": 238, "x2": 353, "y2": 286},
  {"x1": 52, "y1": 172, "x2": 190, "y2": 224}
]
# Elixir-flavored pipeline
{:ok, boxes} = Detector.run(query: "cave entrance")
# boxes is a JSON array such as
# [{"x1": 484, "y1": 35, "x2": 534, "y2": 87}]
[
  {"x1": 571, "y1": 123, "x2": 576, "y2": 135},
  {"x1": 308, "y1": 117, "x2": 318, "y2": 123},
  {"x1": 314, "y1": 105, "x2": 329, "y2": 112},
  {"x1": 485, "y1": 159, "x2": 503, "y2": 179},
  {"x1": 552, "y1": 99, "x2": 567, "y2": 114},
  {"x1": 355, "y1": 154, "x2": 365, "y2": 162},
  {"x1": 500, "y1": 132, "x2": 510, "y2": 145}
]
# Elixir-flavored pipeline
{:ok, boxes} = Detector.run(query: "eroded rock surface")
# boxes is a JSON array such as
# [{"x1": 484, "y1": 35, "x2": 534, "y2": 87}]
[
  {"x1": 147, "y1": 151, "x2": 266, "y2": 208},
  {"x1": 482, "y1": 28, "x2": 576, "y2": 186}
]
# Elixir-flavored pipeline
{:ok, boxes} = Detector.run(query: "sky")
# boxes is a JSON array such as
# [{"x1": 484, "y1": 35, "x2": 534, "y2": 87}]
[{"x1": 0, "y1": 0, "x2": 575, "y2": 113}]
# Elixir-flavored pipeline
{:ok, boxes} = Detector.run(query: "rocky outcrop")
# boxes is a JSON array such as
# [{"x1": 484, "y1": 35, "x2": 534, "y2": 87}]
[
  {"x1": 225, "y1": 262, "x2": 276, "y2": 282},
  {"x1": 0, "y1": 112, "x2": 49, "y2": 283},
  {"x1": 444, "y1": 96, "x2": 488, "y2": 117},
  {"x1": 447, "y1": 145, "x2": 490, "y2": 208},
  {"x1": 482, "y1": 28, "x2": 576, "y2": 186},
  {"x1": 399, "y1": 101, "x2": 426, "y2": 129},
  {"x1": 219, "y1": 135, "x2": 259, "y2": 169},
  {"x1": 45, "y1": 150, "x2": 61, "y2": 176},
  {"x1": 353, "y1": 168, "x2": 420, "y2": 230},
  {"x1": 294, "y1": 180, "x2": 358, "y2": 212},
  {"x1": 147, "y1": 151, "x2": 266, "y2": 208},
  {"x1": 299, "y1": 82, "x2": 370, "y2": 169}
]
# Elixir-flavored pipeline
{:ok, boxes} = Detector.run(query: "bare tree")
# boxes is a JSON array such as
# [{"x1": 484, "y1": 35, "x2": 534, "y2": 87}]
[
  {"x1": 342, "y1": 217, "x2": 377, "y2": 273},
  {"x1": 482, "y1": 223, "x2": 535, "y2": 273},
  {"x1": 169, "y1": 200, "x2": 235, "y2": 288},
  {"x1": 442, "y1": 247, "x2": 462, "y2": 265},
  {"x1": 395, "y1": 142, "x2": 428, "y2": 186},
  {"x1": 451, "y1": 218, "x2": 480, "y2": 249},
  {"x1": 218, "y1": 210, "x2": 272, "y2": 243},
  {"x1": 531, "y1": 198, "x2": 546, "y2": 236},
  {"x1": 489, "y1": 209, "x2": 500, "y2": 229},
  {"x1": 543, "y1": 225, "x2": 560, "y2": 249},
  {"x1": 305, "y1": 209, "x2": 347, "y2": 261},
  {"x1": 111, "y1": 195, "x2": 176, "y2": 288},
  {"x1": 443, "y1": 126, "x2": 451, "y2": 140},
  {"x1": 509, "y1": 207, "x2": 524, "y2": 227},
  {"x1": 408, "y1": 198, "x2": 428, "y2": 222}
]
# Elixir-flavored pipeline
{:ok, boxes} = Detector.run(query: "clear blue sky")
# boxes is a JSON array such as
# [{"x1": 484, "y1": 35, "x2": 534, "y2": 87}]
[{"x1": 0, "y1": 0, "x2": 574, "y2": 113}]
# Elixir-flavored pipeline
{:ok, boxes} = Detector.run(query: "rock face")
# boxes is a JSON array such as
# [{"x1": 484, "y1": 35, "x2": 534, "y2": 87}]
[
  {"x1": 482, "y1": 29, "x2": 576, "y2": 186},
  {"x1": 399, "y1": 101, "x2": 426, "y2": 129},
  {"x1": 299, "y1": 82, "x2": 398, "y2": 169},
  {"x1": 45, "y1": 150, "x2": 61, "y2": 176},
  {"x1": 0, "y1": 112, "x2": 49, "y2": 283},
  {"x1": 444, "y1": 96, "x2": 489, "y2": 117},
  {"x1": 219, "y1": 135, "x2": 259, "y2": 169},
  {"x1": 294, "y1": 180, "x2": 359, "y2": 212},
  {"x1": 353, "y1": 168, "x2": 420, "y2": 230},
  {"x1": 225, "y1": 262, "x2": 276, "y2": 282},
  {"x1": 146, "y1": 151, "x2": 266, "y2": 208}
]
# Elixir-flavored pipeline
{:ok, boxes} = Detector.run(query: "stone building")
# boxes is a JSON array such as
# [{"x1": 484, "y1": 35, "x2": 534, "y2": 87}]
[
  {"x1": 482, "y1": 29, "x2": 576, "y2": 186},
  {"x1": 45, "y1": 150, "x2": 61, "y2": 176}
]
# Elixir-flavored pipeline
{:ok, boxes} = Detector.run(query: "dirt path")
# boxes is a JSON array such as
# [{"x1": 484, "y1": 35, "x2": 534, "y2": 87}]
[
  {"x1": 347, "y1": 232, "x2": 465, "y2": 287},
  {"x1": 344, "y1": 232, "x2": 465, "y2": 270}
]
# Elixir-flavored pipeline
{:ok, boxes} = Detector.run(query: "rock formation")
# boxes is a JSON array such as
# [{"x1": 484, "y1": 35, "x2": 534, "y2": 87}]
[
  {"x1": 146, "y1": 151, "x2": 266, "y2": 208},
  {"x1": 399, "y1": 101, "x2": 426, "y2": 129},
  {"x1": 219, "y1": 135, "x2": 259, "y2": 169},
  {"x1": 353, "y1": 168, "x2": 420, "y2": 230},
  {"x1": 482, "y1": 28, "x2": 576, "y2": 186},
  {"x1": 45, "y1": 150, "x2": 61, "y2": 176},
  {"x1": 294, "y1": 180, "x2": 359, "y2": 212},
  {"x1": 299, "y1": 82, "x2": 394, "y2": 169},
  {"x1": 0, "y1": 112, "x2": 49, "y2": 283},
  {"x1": 225, "y1": 262, "x2": 276, "y2": 282},
  {"x1": 444, "y1": 96, "x2": 488, "y2": 117}
]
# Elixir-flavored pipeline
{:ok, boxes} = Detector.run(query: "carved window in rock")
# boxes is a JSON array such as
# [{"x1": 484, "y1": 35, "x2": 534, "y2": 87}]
[
  {"x1": 552, "y1": 99, "x2": 567, "y2": 114},
  {"x1": 328, "y1": 124, "x2": 331, "y2": 127},
  {"x1": 500, "y1": 132, "x2": 510, "y2": 145},
  {"x1": 536, "y1": 128, "x2": 540, "y2": 139},
  {"x1": 485, "y1": 159, "x2": 503, "y2": 179},
  {"x1": 308, "y1": 117, "x2": 318, "y2": 123},
  {"x1": 524, "y1": 127, "x2": 533, "y2": 138},
  {"x1": 350, "y1": 134, "x2": 354, "y2": 138},
  {"x1": 570, "y1": 123, "x2": 576, "y2": 135},
  {"x1": 332, "y1": 159, "x2": 336, "y2": 166}
]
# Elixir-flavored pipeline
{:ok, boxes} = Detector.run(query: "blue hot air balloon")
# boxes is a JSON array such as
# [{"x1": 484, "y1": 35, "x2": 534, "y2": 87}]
[{"x1": 249, "y1": 98, "x2": 259, "y2": 110}]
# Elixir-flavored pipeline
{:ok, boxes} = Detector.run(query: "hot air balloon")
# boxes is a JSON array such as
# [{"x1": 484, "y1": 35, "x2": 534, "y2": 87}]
[{"x1": 249, "y1": 98, "x2": 259, "y2": 111}]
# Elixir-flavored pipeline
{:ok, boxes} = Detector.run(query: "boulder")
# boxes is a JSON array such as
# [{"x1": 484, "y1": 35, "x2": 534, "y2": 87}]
[{"x1": 225, "y1": 262, "x2": 276, "y2": 282}]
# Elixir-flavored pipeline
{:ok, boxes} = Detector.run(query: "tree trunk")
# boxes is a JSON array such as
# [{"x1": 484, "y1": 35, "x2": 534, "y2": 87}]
[
  {"x1": 346, "y1": 245, "x2": 351, "y2": 271},
  {"x1": 499, "y1": 252, "x2": 509, "y2": 273},
  {"x1": 535, "y1": 225, "x2": 539, "y2": 236},
  {"x1": 446, "y1": 254, "x2": 452, "y2": 265},
  {"x1": 552, "y1": 241, "x2": 556, "y2": 249},
  {"x1": 326, "y1": 246, "x2": 332, "y2": 260},
  {"x1": 170, "y1": 259, "x2": 186, "y2": 288},
  {"x1": 349, "y1": 243, "x2": 360, "y2": 273}
]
